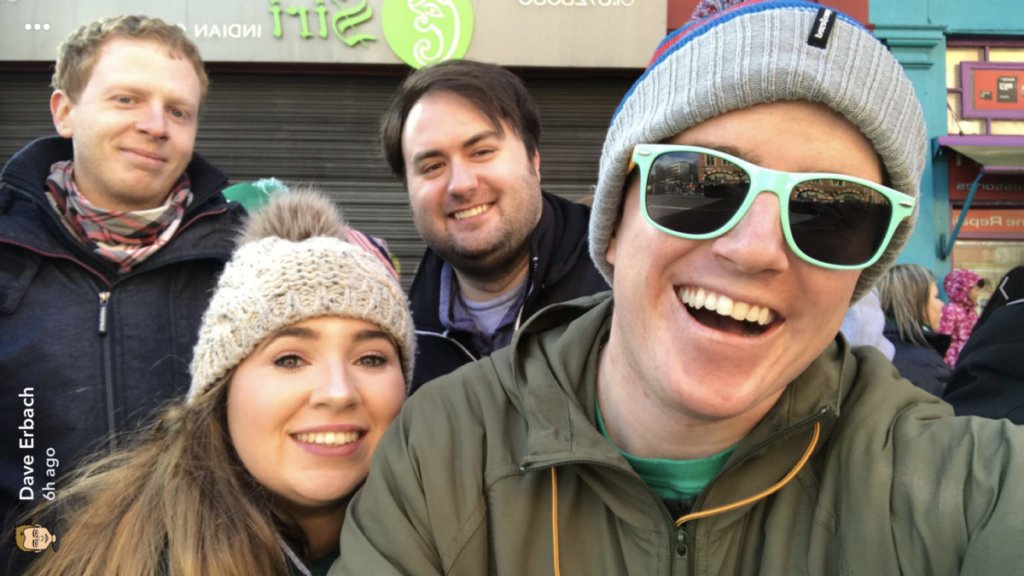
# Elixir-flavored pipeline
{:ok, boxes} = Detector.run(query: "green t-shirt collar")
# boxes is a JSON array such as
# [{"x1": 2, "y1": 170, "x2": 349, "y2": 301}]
[{"x1": 596, "y1": 399, "x2": 738, "y2": 500}]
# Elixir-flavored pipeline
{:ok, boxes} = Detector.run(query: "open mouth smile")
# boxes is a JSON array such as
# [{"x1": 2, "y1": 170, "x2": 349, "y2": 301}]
[
  {"x1": 677, "y1": 285, "x2": 783, "y2": 338},
  {"x1": 451, "y1": 203, "x2": 493, "y2": 220}
]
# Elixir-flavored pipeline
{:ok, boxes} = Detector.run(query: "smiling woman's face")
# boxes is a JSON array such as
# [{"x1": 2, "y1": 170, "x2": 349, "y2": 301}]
[
  {"x1": 227, "y1": 316, "x2": 406, "y2": 512},
  {"x1": 606, "y1": 100, "x2": 878, "y2": 421}
]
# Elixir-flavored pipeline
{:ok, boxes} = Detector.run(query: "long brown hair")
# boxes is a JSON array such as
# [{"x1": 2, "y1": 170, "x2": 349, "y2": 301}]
[
  {"x1": 19, "y1": 371, "x2": 303, "y2": 576},
  {"x1": 877, "y1": 263, "x2": 936, "y2": 346}
]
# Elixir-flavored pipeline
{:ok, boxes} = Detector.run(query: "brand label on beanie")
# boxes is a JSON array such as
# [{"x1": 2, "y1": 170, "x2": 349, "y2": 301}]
[{"x1": 807, "y1": 8, "x2": 837, "y2": 49}]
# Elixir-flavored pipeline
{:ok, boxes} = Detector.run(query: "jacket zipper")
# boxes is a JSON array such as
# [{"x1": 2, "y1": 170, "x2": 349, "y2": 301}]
[
  {"x1": 97, "y1": 291, "x2": 110, "y2": 334},
  {"x1": 523, "y1": 405, "x2": 831, "y2": 574},
  {"x1": 677, "y1": 406, "x2": 831, "y2": 573},
  {"x1": 415, "y1": 330, "x2": 477, "y2": 362},
  {"x1": 514, "y1": 256, "x2": 540, "y2": 332},
  {"x1": 97, "y1": 291, "x2": 118, "y2": 450},
  {"x1": 687, "y1": 406, "x2": 830, "y2": 516}
]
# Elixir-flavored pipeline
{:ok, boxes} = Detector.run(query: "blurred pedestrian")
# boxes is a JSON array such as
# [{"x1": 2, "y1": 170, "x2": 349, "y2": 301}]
[
  {"x1": 974, "y1": 266, "x2": 1024, "y2": 332},
  {"x1": 840, "y1": 287, "x2": 895, "y2": 361},
  {"x1": 943, "y1": 267, "x2": 1024, "y2": 423},
  {"x1": 938, "y1": 268, "x2": 985, "y2": 366},
  {"x1": 877, "y1": 264, "x2": 951, "y2": 396}
]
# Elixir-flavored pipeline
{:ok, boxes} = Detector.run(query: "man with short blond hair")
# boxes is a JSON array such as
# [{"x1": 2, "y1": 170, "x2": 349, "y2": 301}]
[{"x1": 0, "y1": 15, "x2": 243, "y2": 557}]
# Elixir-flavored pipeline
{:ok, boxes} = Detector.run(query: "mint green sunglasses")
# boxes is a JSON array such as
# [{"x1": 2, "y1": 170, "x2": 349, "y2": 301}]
[{"x1": 631, "y1": 145, "x2": 916, "y2": 270}]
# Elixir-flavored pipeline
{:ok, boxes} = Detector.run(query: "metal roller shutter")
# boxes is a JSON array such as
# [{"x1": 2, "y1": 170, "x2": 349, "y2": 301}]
[
  {"x1": 0, "y1": 72, "x2": 56, "y2": 163},
  {"x1": 0, "y1": 70, "x2": 637, "y2": 290}
]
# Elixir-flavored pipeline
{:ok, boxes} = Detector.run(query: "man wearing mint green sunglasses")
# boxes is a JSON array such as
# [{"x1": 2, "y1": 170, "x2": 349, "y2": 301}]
[{"x1": 337, "y1": 2, "x2": 1024, "y2": 574}]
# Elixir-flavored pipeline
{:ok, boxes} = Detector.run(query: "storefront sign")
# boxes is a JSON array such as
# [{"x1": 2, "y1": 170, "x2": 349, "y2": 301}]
[
  {"x1": 269, "y1": 0, "x2": 377, "y2": 47},
  {"x1": 381, "y1": 0, "x2": 474, "y2": 69},
  {"x1": 948, "y1": 152, "x2": 1024, "y2": 201},
  {"x1": 962, "y1": 61, "x2": 1024, "y2": 120},
  {"x1": 0, "y1": 0, "x2": 666, "y2": 68},
  {"x1": 951, "y1": 208, "x2": 1024, "y2": 234}
]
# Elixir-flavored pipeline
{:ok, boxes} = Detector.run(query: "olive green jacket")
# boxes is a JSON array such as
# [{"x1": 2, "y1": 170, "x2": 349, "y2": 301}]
[{"x1": 335, "y1": 293, "x2": 1024, "y2": 575}]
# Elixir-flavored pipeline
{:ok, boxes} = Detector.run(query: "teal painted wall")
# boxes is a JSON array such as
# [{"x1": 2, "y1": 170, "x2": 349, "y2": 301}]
[
  {"x1": 871, "y1": 22, "x2": 949, "y2": 281},
  {"x1": 870, "y1": 0, "x2": 1024, "y2": 288},
  {"x1": 873, "y1": 0, "x2": 1024, "y2": 36}
]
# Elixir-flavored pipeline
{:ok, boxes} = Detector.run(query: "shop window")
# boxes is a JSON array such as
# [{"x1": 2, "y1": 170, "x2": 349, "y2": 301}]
[{"x1": 952, "y1": 239, "x2": 1024, "y2": 309}]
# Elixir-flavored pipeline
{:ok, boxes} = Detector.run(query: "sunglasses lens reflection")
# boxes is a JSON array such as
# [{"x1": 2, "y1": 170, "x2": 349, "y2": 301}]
[
  {"x1": 788, "y1": 181, "x2": 892, "y2": 266},
  {"x1": 645, "y1": 152, "x2": 749, "y2": 235}
]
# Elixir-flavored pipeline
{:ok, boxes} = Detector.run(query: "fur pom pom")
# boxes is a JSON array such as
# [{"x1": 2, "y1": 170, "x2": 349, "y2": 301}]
[{"x1": 237, "y1": 188, "x2": 348, "y2": 246}]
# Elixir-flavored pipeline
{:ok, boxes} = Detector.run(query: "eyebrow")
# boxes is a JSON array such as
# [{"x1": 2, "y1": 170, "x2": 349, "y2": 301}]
[
  {"x1": 258, "y1": 326, "x2": 319, "y2": 351},
  {"x1": 353, "y1": 329, "x2": 393, "y2": 343},
  {"x1": 463, "y1": 129, "x2": 501, "y2": 149},
  {"x1": 258, "y1": 327, "x2": 394, "y2": 351},
  {"x1": 410, "y1": 129, "x2": 502, "y2": 165}
]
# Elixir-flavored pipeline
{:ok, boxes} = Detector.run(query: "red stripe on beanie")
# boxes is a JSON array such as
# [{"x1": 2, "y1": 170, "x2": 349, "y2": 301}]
[{"x1": 649, "y1": 0, "x2": 776, "y2": 67}]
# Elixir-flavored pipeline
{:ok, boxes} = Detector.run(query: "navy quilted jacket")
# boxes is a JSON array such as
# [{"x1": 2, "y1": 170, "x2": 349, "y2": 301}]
[{"x1": 0, "y1": 137, "x2": 244, "y2": 545}]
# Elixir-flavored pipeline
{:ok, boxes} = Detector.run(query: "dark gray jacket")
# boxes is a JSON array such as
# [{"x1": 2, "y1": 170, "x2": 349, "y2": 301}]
[
  {"x1": 0, "y1": 137, "x2": 243, "y2": 540},
  {"x1": 944, "y1": 301, "x2": 1024, "y2": 424},
  {"x1": 883, "y1": 322, "x2": 951, "y2": 397}
]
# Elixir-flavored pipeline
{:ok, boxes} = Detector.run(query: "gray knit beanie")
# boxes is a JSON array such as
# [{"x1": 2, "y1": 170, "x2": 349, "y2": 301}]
[
  {"x1": 589, "y1": 0, "x2": 927, "y2": 302},
  {"x1": 188, "y1": 190, "x2": 415, "y2": 402}
]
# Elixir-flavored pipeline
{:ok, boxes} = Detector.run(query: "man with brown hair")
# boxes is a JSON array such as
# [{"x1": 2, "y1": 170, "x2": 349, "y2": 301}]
[
  {"x1": 0, "y1": 15, "x2": 243, "y2": 556},
  {"x1": 380, "y1": 60, "x2": 608, "y2": 392}
]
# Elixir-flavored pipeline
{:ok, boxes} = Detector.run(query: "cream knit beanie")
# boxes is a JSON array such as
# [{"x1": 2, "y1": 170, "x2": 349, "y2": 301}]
[
  {"x1": 188, "y1": 190, "x2": 414, "y2": 402},
  {"x1": 589, "y1": 0, "x2": 927, "y2": 302}
]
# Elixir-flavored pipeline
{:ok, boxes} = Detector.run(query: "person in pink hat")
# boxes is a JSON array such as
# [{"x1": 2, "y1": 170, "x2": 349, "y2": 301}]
[{"x1": 939, "y1": 268, "x2": 986, "y2": 366}]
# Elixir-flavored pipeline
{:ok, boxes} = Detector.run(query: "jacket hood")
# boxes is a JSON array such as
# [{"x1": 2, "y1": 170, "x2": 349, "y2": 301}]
[
  {"x1": 976, "y1": 266, "x2": 1024, "y2": 332},
  {"x1": 944, "y1": 269, "x2": 981, "y2": 304}
]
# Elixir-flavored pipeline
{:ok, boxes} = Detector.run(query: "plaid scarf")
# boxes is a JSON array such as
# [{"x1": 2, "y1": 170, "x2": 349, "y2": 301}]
[{"x1": 46, "y1": 161, "x2": 193, "y2": 273}]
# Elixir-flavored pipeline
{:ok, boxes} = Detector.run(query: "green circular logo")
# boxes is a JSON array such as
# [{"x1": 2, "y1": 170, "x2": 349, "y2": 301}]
[{"x1": 382, "y1": 0, "x2": 474, "y2": 69}]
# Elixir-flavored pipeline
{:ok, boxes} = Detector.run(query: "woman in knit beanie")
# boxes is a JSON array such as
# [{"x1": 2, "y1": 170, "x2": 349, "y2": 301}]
[{"x1": 20, "y1": 189, "x2": 414, "y2": 576}]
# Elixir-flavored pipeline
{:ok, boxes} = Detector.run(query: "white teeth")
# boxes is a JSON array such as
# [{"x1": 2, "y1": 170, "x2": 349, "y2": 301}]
[
  {"x1": 694, "y1": 288, "x2": 707, "y2": 309},
  {"x1": 296, "y1": 431, "x2": 360, "y2": 446},
  {"x1": 716, "y1": 294, "x2": 733, "y2": 316},
  {"x1": 453, "y1": 204, "x2": 491, "y2": 220},
  {"x1": 704, "y1": 292, "x2": 718, "y2": 311},
  {"x1": 678, "y1": 287, "x2": 690, "y2": 306},
  {"x1": 746, "y1": 305, "x2": 760, "y2": 323},
  {"x1": 677, "y1": 287, "x2": 778, "y2": 329}
]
